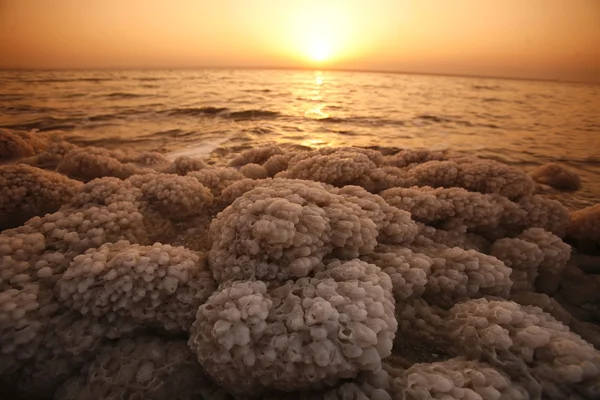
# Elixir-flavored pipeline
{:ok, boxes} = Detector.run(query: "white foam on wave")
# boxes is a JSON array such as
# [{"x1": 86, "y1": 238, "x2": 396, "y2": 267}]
[{"x1": 165, "y1": 137, "x2": 230, "y2": 160}]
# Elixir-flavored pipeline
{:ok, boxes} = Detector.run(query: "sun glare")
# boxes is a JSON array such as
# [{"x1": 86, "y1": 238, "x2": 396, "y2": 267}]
[
  {"x1": 285, "y1": 3, "x2": 356, "y2": 66},
  {"x1": 309, "y1": 40, "x2": 332, "y2": 62}
]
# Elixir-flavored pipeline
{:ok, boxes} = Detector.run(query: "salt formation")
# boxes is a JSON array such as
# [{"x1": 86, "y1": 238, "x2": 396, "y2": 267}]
[
  {"x1": 388, "y1": 357, "x2": 530, "y2": 399},
  {"x1": 568, "y1": 204, "x2": 600, "y2": 252},
  {"x1": 1, "y1": 139, "x2": 599, "y2": 400},
  {"x1": 128, "y1": 173, "x2": 214, "y2": 219},
  {"x1": 530, "y1": 162, "x2": 582, "y2": 191},
  {"x1": 160, "y1": 155, "x2": 208, "y2": 175},
  {"x1": 56, "y1": 147, "x2": 153, "y2": 180},
  {"x1": 240, "y1": 162, "x2": 269, "y2": 179},
  {"x1": 228, "y1": 145, "x2": 284, "y2": 168},
  {"x1": 0, "y1": 164, "x2": 83, "y2": 230},
  {"x1": 0, "y1": 129, "x2": 58, "y2": 160},
  {"x1": 207, "y1": 178, "x2": 417, "y2": 282},
  {"x1": 55, "y1": 337, "x2": 220, "y2": 400},
  {"x1": 188, "y1": 259, "x2": 397, "y2": 397},
  {"x1": 491, "y1": 228, "x2": 571, "y2": 294},
  {"x1": 57, "y1": 241, "x2": 216, "y2": 332},
  {"x1": 188, "y1": 167, "x2": 245, "y2": 197}
]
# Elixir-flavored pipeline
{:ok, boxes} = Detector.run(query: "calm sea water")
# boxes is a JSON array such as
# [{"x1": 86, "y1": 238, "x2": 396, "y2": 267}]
[{"x1": 1, "y1": 69, "x2": 599, "y2": 207}]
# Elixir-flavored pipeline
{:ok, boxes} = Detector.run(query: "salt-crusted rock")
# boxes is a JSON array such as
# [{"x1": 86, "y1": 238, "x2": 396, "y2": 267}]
[
  {"x1": 0, "y1": 164, "x2": 82, "y2": 230},
  {"x1": 55, "y1": 337, "x2": 215, "y2": 400},
  {"x1": 383, "y1": 148, "x2": 454, "y2": 169},
  {"x1": 276, "y1": 148, "x2": 386, "y2": 191},
  {"x1": 229, "y1": 145, "x2": 285, "y2": 168},
  {"x1": 2, "y1": 202, "x2": 148, "y2": 285},
  {"x1": 1, "y1": 144, "x2": 597, "y2": 399},
  {"x1": 491, "y1": 228, "x2": 570, "y2": 294},
  {"x1": 187, "y1": 167, "x2": 245, "y2": 197},
  {"x1": 264, "y1": 153, "x2": 292, "y2": 176},
  {"x1": 518, "y1": 228, "x2": 571, "y2": 294},
  {"x1": 420, "y1": 246, "x2": 513, "y2": 308},
  {"x1": 57, "y1": 147, "x2": 150, "y2": 181},
  {"x1": 240, "y1": 163, "x2": 269, "y2": 179},
  {"x1": 68, "y1": 177, "x2": 142, "y2": 208},
  {"x1": 388, "y1": 357, "x2": 529, "y2": 400},
  {"x1": 160, "y1": 155, "x2": 208, "y2": 175},
  {"x1": 445, "y1": 298, "x2": 600, "y2": 399},
  {"x1": 491, "y1": 237, "x2": 544, "y2": 293},
  {"x1": 57, "y1": 241, "x2": 216, "y2": 332},
  {"x1": 568, "y1": 204, "x2": 600, "y2": 251},
  {"x1": 0, "y1": 129, "x2": 55, "y2": 160},
  {"x1": 381, "y1": 186, "x2": 506, "y2": 231},
  {"x1": 513, "y1": 196, "x2": 570, "y2": 238},
  {"x1": 361, "y1": 247, "x2": 430, "y2": 302},
  {"x1": 189, "y1": 259, "x2": 397, "y2": 397},
  {"x1": 128, "y1": 173, "x2": 213, "y2": 219},
  {"x1": 3, "y1": 310, "x2": 111, "y2": 398},
  {"x1": 531, "y1": 163, "x2": 582, "y2": 191},
  {"x1": 208, "y1": 178, "x2": 417, "y2": 282}
]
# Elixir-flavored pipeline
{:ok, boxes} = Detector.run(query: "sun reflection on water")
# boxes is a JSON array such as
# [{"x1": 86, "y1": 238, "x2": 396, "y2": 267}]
[
  {"x1": 304, "y1": 71, "x2": 330, "y2": 120},
  {"x1": 315, "y1": 72, "x2": 323, "y2": 86}
]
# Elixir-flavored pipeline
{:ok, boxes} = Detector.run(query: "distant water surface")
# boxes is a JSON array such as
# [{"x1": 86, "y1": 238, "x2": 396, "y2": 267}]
[{"x1": 1, "y1": 69, "x2": 599, "y2": 207}]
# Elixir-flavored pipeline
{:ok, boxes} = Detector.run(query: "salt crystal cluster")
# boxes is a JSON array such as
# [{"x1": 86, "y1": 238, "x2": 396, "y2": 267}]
[
  {"x1": 0, "y1": 164, "x2": 82, "y2": 230},
  {"x1": 0, "y1": 141, "x2": 598, "y2": 400},
  {"x1": 189, "y1": 259, "x2": 397, "y2": 397},
  {"x1": 57, "y1": 241, "x2": 216, "y2": 332},
  {"x1": 208, "y1": 178, "x2": 417, "y2": 282},
  {"x1": 55, "y1": 337, "x2": 218, "y2": 400}
]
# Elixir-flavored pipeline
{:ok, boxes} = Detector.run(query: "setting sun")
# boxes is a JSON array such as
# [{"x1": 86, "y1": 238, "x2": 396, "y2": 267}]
[
  {"x1": 283, "y1": 2, "x2": 358, "y2": 66},
  {"x1": 308, "y1": 40, "x2": 333, "y2": 62}
]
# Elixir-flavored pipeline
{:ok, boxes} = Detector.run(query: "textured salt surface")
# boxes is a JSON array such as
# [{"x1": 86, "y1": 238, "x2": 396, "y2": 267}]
[{"x1": 1, "y1": 137, "x2": 600, "y2": 399}]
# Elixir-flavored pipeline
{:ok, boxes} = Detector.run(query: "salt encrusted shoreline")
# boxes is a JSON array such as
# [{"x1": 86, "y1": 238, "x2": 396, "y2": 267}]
[{"x1": 1, "y1": 132, "x2": 600, "y2": 399}]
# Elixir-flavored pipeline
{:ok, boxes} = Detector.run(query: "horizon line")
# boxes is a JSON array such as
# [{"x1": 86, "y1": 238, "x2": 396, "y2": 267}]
[{"x1": 0, "y1": 65, "x2": 598, "y2": 85}]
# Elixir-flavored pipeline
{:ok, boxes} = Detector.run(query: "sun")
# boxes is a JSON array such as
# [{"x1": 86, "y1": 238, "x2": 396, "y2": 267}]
[
  {"x1": 308, "y1": 40, "x2": 332, "y2": 62},
  {"x1": 284, "y1": 4, "x2": 351, "y2": 66}
]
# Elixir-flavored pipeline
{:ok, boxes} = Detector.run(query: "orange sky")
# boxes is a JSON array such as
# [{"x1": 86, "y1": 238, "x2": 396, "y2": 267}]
[{"x1": 1, "y1": 0, "x2": 599, "y2": 82}]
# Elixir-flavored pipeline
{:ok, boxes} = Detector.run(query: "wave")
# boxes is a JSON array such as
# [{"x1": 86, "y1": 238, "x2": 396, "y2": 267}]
[
  {"x1": 472, "y1": 84, "x2": 500, "y2": 90},
  {"x1": 87, "y1": 108, "x2": 147, "y2": 121},
  {"x1": 0, "y1": 107, "x2": 156, "y2": 132},
  {"x1": 335, "y1": 130, "x2": 358, "y2": 136},
  {"x1": 0, "y1": 94, "x2": 25, "y2": 101},
  {"x1": 1, "y1": 105, "x2": 55, "y2": 113},
  {"x1": 105, "y1": 92, "x2": 147, "y2": 99},
  {"x1": 64, "y1": 93, "x2": 86, "y2": 98},
  {"x1": 226, "y1": 109, "x2": 280, "y2": 120},
  {"x1": 0, "y1": 117, "x2": 78, "y2": 131},
  {"x1": 317, "y1": 115, "x2": 406, "y2": 127},
  {"x1": 166, "y1": 137, "x2": 231, "y2": 160},
  {"x1": 415, "y1": 114, "x2": 454, "y2": 123},
  {"x1": 166, "y1": 107, "x2": 229, "y2": 117},
  {"x1": 582, "y1": 155, "x2": 600, "y2": 164},
  {"x1": 0, "y1": 110, "x2": 143, "y2": 131},
  {"x1": 150, "y1": 129, "x2": 199, "y2": 138},
  {"x1": 481, "y1": 97, "x2": 503, "y2": 103},
  {"x1": 412, "y1": 114, "x2": 500, "y2": 129},
  {"x1": 318, "y1": 117, "x2": 346, "y2": 123},
  {"x1": 165, "y1": 107, "x2": 279, "y2": 120},
  {"x1": 87, "y1": 114, "x2": 116, "y2": 122},
  {"x1": 22, "y1": 77, "x2": 113, "y2": 84},
  {"x1": 242, "y1": 88, "x2": 272, "y2": 93}
]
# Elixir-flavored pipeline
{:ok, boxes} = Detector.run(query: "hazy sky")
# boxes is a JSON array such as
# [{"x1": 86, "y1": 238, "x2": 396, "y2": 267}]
[{"x1": 1, "y1": 0, "x2": 599, "y2": 82}]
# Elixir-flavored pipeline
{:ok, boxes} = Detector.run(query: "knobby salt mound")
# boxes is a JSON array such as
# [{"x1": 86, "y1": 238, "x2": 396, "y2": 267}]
[{"x1": 1, "y1": 140, "x2": 600, "y2": 400}]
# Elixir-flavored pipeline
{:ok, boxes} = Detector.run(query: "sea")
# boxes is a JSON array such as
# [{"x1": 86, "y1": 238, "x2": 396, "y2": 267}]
[{"x1": 1, "y1": 69, "x2": 599, "y2": 209}]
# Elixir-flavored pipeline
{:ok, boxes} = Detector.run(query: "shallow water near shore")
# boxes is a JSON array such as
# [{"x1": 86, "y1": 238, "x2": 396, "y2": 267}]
[{"x1": 1, "y1": 69, "x2": 599, "y2": 208}]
